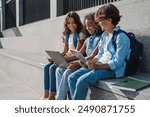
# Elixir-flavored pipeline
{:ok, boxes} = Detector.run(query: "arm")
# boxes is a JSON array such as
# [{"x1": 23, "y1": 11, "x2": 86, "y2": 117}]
[
  {"x1": 65, "y1": 34, "x2": 86, "y2": 61},
  {"x1": 68, "y1": 61, "x2": 82, "y2": 71},
  {"x1": 76, "y1": 33, "x2": 86, "y2": 51},
  {"x1": 108, "y1": 33, "x2": 130, "y2": 70},
  {"x1": 60, "y1": 36, "x2": 68, "y2": 56},
  {"x1": 79, "y1": 41, "x2": 86, "y2": 55},
  {"x1": 87, "y1": 60, "x2": 110, "y2": 70}
]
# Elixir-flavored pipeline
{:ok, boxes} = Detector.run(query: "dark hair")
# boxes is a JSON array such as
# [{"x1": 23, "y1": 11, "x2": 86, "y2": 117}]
[
  {"x1": 63, "y1": 11, "x2": 84, "y2": 34},
  {"x1": 95, "y1": 4, "x2": 121, "y2": 25},
  {"x1": 83, "y1": 13, "x2": 103, "y2": 35}
]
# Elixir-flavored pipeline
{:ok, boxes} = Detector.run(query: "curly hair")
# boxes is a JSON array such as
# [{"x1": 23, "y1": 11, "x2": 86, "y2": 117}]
[
  {"x1": 83, "y1": 13, "x2": 103, "y2": 35},
  {"x1": 63, "y1": 11, "x2": 84, "y2": 35}
]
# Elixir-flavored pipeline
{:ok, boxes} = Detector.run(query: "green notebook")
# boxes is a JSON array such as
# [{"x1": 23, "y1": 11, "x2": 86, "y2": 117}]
[{"x1": 111, "y1": 77, "x2": 150, "y2": 91}]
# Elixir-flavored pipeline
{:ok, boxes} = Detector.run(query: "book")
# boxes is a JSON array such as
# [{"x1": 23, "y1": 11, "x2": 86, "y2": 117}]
[
  {"x1": 70, "y1": 49, "x2": 88, "y2": 67},
  {"x1": 111, "y1": 77, "x2": 150, "y2": 91}
]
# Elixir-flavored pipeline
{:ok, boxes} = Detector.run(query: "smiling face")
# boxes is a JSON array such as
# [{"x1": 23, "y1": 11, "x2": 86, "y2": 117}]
[
  {"x1": 96, "y1": 18, "x2": 111, "y2": 31},
  {"x1": 95, "y1": 4, "x2": 121, "y2": 32},
  {"x1": 85, "y1": 19, "x2": 96, "y2": 35},
  {"x1": 67, "y1": 17, "x2": 77, "y2": 34}
]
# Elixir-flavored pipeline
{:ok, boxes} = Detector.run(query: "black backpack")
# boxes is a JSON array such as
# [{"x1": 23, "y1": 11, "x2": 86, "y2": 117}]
[{"x1": 112, "y1": 29, "x2": 144, "y2": 76}]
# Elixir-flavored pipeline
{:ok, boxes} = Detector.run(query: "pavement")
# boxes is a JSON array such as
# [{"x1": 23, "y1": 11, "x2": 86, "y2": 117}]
[{"x1": 0, "y1": 49, "x2": 44, "y2": 100}]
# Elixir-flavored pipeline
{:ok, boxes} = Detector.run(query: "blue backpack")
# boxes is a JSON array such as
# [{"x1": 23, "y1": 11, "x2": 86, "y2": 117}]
[
  {"x1": 65, "y1": 32, "x2": 78, "y2": 48},
  {"x1": 112, "y1": 29, "x2": 144, "y2": 76}
]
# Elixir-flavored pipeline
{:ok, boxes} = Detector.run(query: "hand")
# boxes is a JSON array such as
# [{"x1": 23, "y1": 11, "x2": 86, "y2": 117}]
[
  {"x1": 64, "y1": 54, "x2": 75, "y2": 62},
  {"x1": 60, "y1": 52, "x2": 66, "y2": 56},
  {"x1": 87, "y1": 59, "x2": 98, "y2": 70},
  {"x1": 86, "y1": 56, "x2": 93, "y2": 61},
  {"x1": 64, "y1": 53, "x2": 74, "y2": 58},
  {"x1": 48, "y1": 58, "x2": 54, "y2": 63},
  {"x1": 68, "y1": 62, "x2": 81, "y2": 71},
  {"x1": 90, "y1": 58, "x2": 98, "y2": 62},
  {"x1": 79, "y1": 61, "x2": 87, "y2": 68}
]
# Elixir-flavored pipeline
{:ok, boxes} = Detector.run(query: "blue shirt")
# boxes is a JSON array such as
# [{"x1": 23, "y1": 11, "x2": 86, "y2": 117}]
[
  {"x1": 97, "y1": 26, "x2": 130, "y2": 78},
  {"x1": 85, "y1": 34, "x2": 101, "y2": 56}
]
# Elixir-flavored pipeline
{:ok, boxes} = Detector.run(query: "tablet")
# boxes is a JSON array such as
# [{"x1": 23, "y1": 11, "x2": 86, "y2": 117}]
[{"x1": 70, "y1": 49, "x2": 87, "y2": 66}]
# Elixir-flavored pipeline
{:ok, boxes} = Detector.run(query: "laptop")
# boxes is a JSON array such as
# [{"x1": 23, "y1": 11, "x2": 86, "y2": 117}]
[{"x1": 45, "y1": 50, "x2": 69, "y2": 68}]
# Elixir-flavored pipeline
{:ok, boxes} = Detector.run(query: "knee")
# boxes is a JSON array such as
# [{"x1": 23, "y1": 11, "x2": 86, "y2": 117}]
[
  {"x1": 56, "y1": 67, "x2": 64, "y2": 74},
  {"x1": 49, "y1": 64, "x2": 56, "y2": 71},
  {"x1": 76, "y1": 77, "x2": 88, "y2": 88},
  {"x1": 63, "y1": 69, "x2": 72, "y2": 79},
  {"x1": 68, "y1": 73, "x2": 76, "y2": 83},
  {"x1": 56, "y1": 67, "x2": 66, "y2": 78},
  {"x1": 44, "y1": 63, "x2": 51, "y2": 71}
]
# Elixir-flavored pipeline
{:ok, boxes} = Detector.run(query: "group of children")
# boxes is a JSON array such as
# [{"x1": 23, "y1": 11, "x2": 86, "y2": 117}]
[{"x1": 41, "y1": 3, "x2": 131, "y2": 100}]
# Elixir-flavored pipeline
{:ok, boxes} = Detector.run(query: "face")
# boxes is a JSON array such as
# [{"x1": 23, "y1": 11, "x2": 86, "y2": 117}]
[
  {"x1": 85, "y1": 19, "x2": 96, "y2": 35},
  {"x1": 67, "y1": 17, "x2": 77, "y2": 33},
  {"x1": 97, "y1": 17, "x2": 110, "y2": 31}
]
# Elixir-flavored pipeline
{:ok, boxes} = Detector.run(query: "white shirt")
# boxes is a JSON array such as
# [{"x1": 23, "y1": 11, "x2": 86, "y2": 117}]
[
  {"x1": 99, "y1": 34, "x2": 112, "y2": 63},
  {"x1": 66, "y1": 34, "x2": 76, "y2": 55}
]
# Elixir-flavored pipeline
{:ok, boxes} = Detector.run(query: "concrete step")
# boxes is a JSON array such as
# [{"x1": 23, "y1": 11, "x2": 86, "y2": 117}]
[
  {"x1": 0, "y1": 52, "x2": 44, "y2": 99},
  {"x1": 0, "y1": 68, "x2": 41, "y2": 100},
  {"x1": 90, "y1": 73, "x2": 150, "y2": 100}
]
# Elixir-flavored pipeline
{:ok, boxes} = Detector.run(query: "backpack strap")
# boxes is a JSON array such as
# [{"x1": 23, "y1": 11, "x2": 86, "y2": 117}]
[
  {"x1": 112, "y1": 29, "x2": 135, "y2": 50},
  {"x1": 65, "y1": 33, "x2": 70, "y2": 48},
  {"x1": 73, "y1": 32, "x2": 78, "y2": 48},
  {"x1": 93, "y1": 34, "x2": 101, "y2": 47},
  {"x1": 65, "y1": 32, "x2": 78, "y2": 48},
  {"x1": 112, "y1": 29, "x2": 123, "y2": 51},
  {"x1": 86, "y1": 34, "x2": 101, "y2": 48},
  {"x1": 112, "y1": 29, "x2": 132, "y2": 63}
]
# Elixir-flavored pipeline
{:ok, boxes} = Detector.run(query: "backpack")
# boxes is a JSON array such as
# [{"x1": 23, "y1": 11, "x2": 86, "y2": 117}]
[{"x1": 112, "y1": 29, "x2": 144, "y2": 76}]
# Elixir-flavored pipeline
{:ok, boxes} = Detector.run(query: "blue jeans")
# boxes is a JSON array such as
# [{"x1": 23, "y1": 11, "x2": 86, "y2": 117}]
[
  {"x1": 44, "y1": 63, "x2": 57, "y2": 93},
  {"x1": 55, "y1": 67, "x2": 73, "y2": 100},
  {"x1": 68, "y1": 67, "x2": 115, "y2": 100}
]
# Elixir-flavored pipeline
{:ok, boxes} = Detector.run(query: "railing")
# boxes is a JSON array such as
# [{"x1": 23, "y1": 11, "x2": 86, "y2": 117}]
[{"x1": 62, "y1": 0, "x2": 121, "y2": 15}]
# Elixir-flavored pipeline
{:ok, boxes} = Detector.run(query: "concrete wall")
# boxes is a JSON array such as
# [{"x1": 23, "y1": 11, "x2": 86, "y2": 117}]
[{"x1": 2, "y1": 0, "x2": 150, "y2": 72}]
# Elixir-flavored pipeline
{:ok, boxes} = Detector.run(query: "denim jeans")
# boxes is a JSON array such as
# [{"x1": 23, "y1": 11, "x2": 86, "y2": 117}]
[
  {"x1": 55, "y1": 67, "x2": 66, "y2": 90},
  {"x1": 55, "y1": 67, "x2": 73, "y2": 100},
  {"x1": 68, "y1": 67, "x2": 115, "y2": 100},
  {"x1": 44, "y1": 63, "x2": 57, "y2": 93}
]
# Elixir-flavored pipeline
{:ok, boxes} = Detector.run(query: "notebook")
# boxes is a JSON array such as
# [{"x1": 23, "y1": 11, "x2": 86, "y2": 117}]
[
  {"x1": 111, "y1": 77, "x2": 150, "y2": 91},
  {"x1": 45, "y1": 50, "x2": 69, "y2": 68}
]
